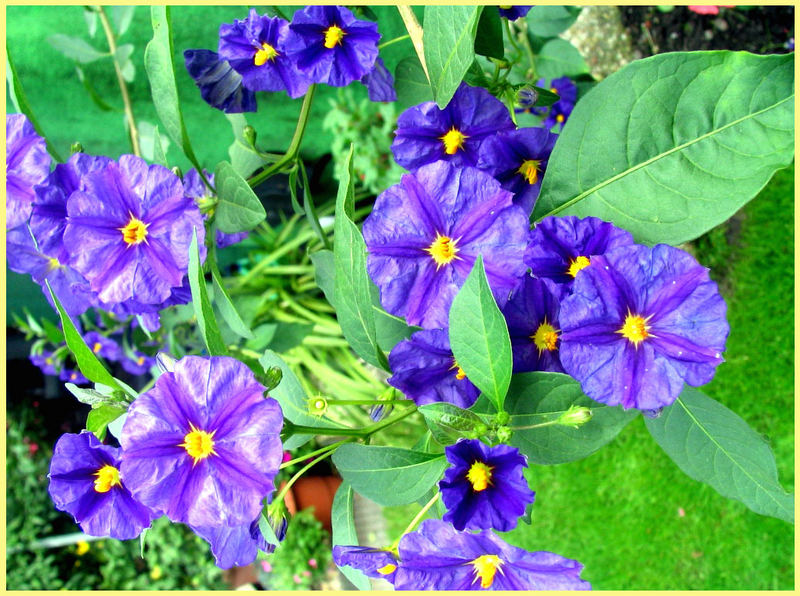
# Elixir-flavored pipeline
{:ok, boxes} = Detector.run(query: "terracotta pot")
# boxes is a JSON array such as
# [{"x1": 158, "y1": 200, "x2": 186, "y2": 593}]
[{"x1": 290, "y1": 475, "x2": 342, "y2": 532}]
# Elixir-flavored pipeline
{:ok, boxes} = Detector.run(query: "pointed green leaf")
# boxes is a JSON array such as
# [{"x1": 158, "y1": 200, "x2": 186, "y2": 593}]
[
  {"x1": 208, "y1": 253, "x2": 254, "y2": 339},
  {"x1": 535, "y1": 38, "x2": 588, "y2": 79},
  {"x1": 506, "y1": 372, "x2": 637, "y2": 464},
  {"x1": 645, "y1": 387, "x2": 794, "y2": 523},
  {"x1": 111, "y1": 6, "x2": 136, "y2": 36},
  {"x1": 448, "y1": 256, "x2": 512, "y2": 413},
  {"x1": 418, "y1": 402, "x2": 487, "y2": 444},
  {"x1": 423, "y1": 5, "x2": 484, "y2": 107},
  {"x1": 331, "y1": 482, "x2": 371, "y2": 590},
  {"x1": 332, "y1": 444, "x2": 447, "y2": 507},
  {"x1": 394, "y1": 55, "x2": 433, "y2": 109},
  {"x1": 333, "y1": 146, "x2": 387, "y2": 371},
  {"x1": 86, "y1": 404, "x2": 126, "y2": 441},
  {"x1": 534, "y1": 51, "x2": 795, "y2": 245},
  {"x1": 474, "y1": 8, "x2": 504, "y2": 59},
  {"x1": 188, "y1": 230, "x2": 228, "y2": 356},
  {"x1": 47, "y1": 34, "x2": 108, "y2": 63},
  {"x1": 214, "y1": 160, "x2": 266, "y2": 233}
]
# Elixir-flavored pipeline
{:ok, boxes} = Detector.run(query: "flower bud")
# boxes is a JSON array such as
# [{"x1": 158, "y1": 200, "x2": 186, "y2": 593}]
[
  {"x1": 155, "y1": 352, "x2": 177, "y2": 374},
  {"x1": 495, "y1": 426, "x2": 512, "y2": 443},
  {"x1": 307, "y1": 396, "x2": 328, "y2": 417},
  {"x1": 558, "y1": 405, "x2": 592, "y2": 428},
  {"x1": 170, "y1": 166, "x2": 183, "y2": 179},
  {"x1": 642, "y1": 407, "x2": 664, "y2": 419},
  {"x1": 262, "y1": 366, "x2": 282, "y2": 392},
  {"x1": 495, "y1": 411, "x2": 511, "y2": 426},
  {"x1": 243, "y1": 125, "x2": 257, "y2": 148},
  {"x1": 517, "y1": 86, "x2": 538, "y2": 108},
  {"x1": 70, "y1": 141, "x2": 84, "y2": 155},
  {"x1": 369, "y1": 387, "x2": 396, "y2": 422}
]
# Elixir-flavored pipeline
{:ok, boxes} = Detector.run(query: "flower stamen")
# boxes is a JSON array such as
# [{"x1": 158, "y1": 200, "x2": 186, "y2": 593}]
[
  {"x1": 517, "y1": 159, "x2": 541, "y2": 185},
  {"x1": 323, "y1": 25, "x2": 346, "y2": 49},
  {"x1": 179, "y1": 423, "x2": 217, "y2": 465},
  {"x1": 254, "y1": 42, "x2": 279, "y2": 65},
  {"x1": 118, "y1": 214, "x2": 149, "y2": 247},
  {"x1": 93, "y1": 464, "x2": 121, "y2": 493},
  {"x1": 531, "y1": 319, "x2": 559, "y2": 356},
  {"x1": 426, "y1": 233, "x2": 460, "y2": 269},
  {"x1": 567, "y1": 255, "x2": 590, "y2": 277},
  {"x1": 440, "y1": 127, "x2": 468, "y2": 155},
  {"x1": 470, "y1": 554, "x2": 503, "y2": 588},
  {"x1": 466, "y1": 461, "x2": 493, "y2": 492},
  {"x1": 617, "y1": 311, "x2": 652, "y2": 347}
]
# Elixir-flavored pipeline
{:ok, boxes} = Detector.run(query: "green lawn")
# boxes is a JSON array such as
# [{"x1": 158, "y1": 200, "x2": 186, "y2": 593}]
[{"x1": 385, "y1": 165, "x2": 795, "y2": 590}]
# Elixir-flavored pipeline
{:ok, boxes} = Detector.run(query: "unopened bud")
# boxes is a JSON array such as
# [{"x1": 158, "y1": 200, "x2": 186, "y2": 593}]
[
  {"x1": 369, "y1": 387, "x2": 396, "y2": 422},
  {"x1": 473, "y1": 422, "x2": 488, "y2": 437},
  {"x1": 155, "y1": 352, "x2": 177, "y2": 374},
  {"x1": 495, "y1": 411, "x2": 511, "y2": 426},
  {"x1": 171, "y1": 166, "x2": 183, "y2": 179},
  {"x1": 243, "y1": 125, "x2": 257, "y2": 148},
  {"x1": 642, "y1": 407, "x2": 663, "y2": 419},
  {"x1": 262, "y1": 366, "x2": 282, "y2": 392},
  {"x1": 496, "y1": 426, "x2": 512, "y2": 443},
  {"x1": 517, "y1": 86, "x2": 538, "y2": 108},
  {"x1": 70, "y1": 141, "x2": 84, "y2": 155},
  {"x1": 558, "y1": 405, "x2": 592, "y2": 428},
  {"x1": 307, "y1": 396, "x2": 328, "y2": 416}
]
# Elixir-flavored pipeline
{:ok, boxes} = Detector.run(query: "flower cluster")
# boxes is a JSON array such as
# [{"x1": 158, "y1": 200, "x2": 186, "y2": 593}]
[
  {"x1": 48, "y1": 356, "x2": 284, "y2": 568},
  {"x1": 186, "y1": 6, "x2": 390, "y2": 113}
]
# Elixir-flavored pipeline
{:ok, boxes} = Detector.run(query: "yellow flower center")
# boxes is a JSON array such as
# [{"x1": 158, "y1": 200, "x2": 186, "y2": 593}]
[
  {"x1": 93, "y1": 464, "x2": 121, "y2": 493},
  {"x1": 46, "y1": 257, "x2": 61, "y2": 273},
  {"x1": 323, "y1": 25, "x2": 346, "y2": 49},
  {"x1": 549, "y1": 87, "x2": 559, "y2": 95},
  {"x1": 426, "y1": 233, "x2": 459, "y2": 269},
  {"x1": 556, "y1": 113, "x2": 565, "y2": 123},
  {"x1": 92, "y1": 342, "x2": 102, "y2": 354},
  {"x1": 254, "y1": 42, "x2": 279, "y2": 66},
  {"x1": 377, "y1": 563, "x2": 397, "y2": 576},
  {"x1": 76, "y1": 540, "x2": 90, "y2": 556},
  {"x1": 440, "y1": 127, "x2": 468, "y2": 155},
  {"x1": 466, "y1": 461, "x2": 493, "y2": 492},
  {"x1": 567, "y1": 255, "x2": 591, "y2": 277},
  {"x1": 450, "y1": 360, "x2": 468, "y2": 380},
  {"x1": 471, "y1": 554, "x2": 503, "y2": 588},
  {"x1": 618, "y1": 312, "x2": 651, "y2": 347},
  {"x1": 119, "y1": 215, "x2": 149, "y2": 246},
  {"x1": 137, "y1": 356, "x2": 146, "y2": 365},
  {"x1": 531, "y1": 319, "x2": 559, "y2": 355},
  {"x1": 517, "y1": 159, "x2": 541, "y2": 185},
  {"x1": 179, "y1": 423, "x2": 217, "y2": 465},
  {"x1": 499, "y1": 5, "x2": 512, "y2": 9}
]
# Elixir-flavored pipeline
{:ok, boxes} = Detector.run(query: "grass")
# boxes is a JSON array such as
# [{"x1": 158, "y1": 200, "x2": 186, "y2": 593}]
[{"x1": 384, "y1": 165, "x2": 795, "y2": 590}]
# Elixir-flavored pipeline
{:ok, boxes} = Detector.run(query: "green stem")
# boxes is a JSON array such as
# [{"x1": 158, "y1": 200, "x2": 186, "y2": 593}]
[
  {"x1": 517, "y1": 22, "x2": 538, "y2": 80},
  {"x1": 503, "y1": 18, "x2": 523, "y2": 56},
  {"x1": 279, "y1": 438, "x2": 352, "y2": 470},
  {"x1": 326, "y1": 398, "x2": 412, "y2": 407},
  {"x1": 274, "y1": 447, "x2": 336, "y2": 503},
  {"x1": 96, "y1": 6, "x2": 140, "y2": 156},
  {"x1": 378, "y1": 34, "x2": 410, "y2": 50},
  {"x1": 390, "y1": 492, "x2": 440, "y2": 550},
  {"x1": 509, "y1": 419, "x2": 560, "y2": 431},
  {"x1": 248, "y1": 84, "x2": 317, "y2": 188}
]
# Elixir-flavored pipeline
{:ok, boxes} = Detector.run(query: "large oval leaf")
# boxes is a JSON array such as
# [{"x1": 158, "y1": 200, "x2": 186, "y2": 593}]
[
  {"x1": 423, "y1": 5, "x2": 483, "y2": 107},
  {"x1": 506, "y1": 372, "x2": 637, "y2": 464},
  {"x1": 534, "y1": 51, "x2": 794, "y2": 245},
  {"x1": 332, "y1": 444, "x2": 447, "y2": 507},
  {"x1": 331, "y1": 482, "x2": 371, "y2": 590},
  {"x1": 645, "y1": 387, "x2": 793, "y2": 524}
]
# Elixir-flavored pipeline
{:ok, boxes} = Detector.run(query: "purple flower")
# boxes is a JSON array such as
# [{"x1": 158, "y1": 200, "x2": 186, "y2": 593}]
[
  {"x1": 360, "y1": 57, "x2": 397, "y2": 102},
  {"x1": 218, "y1": 10, "x2": 311, "y2": 99},
  {"x1": 82, "y1": 331, "x2": 122, "y2": 362},
  {"x1": 525, "y1": 216, "x2": 634, "y2": 288},
  {"x1": 60, "y1": 368, "x2": 90, "y2": 385},
  {"x1": 120, "y1": 350, "x2": 156, "y2": 376},
  {"x1": 6, "y1": 224, "x2": 95, "y2": 317},
  {"x1": 286, "y1": 5, "x2": 380, "y2": 87},
  {"x1": 477, "y1": 127, "x2": 559, "y2": 214},
  {"x1": 6, "y1": 114, "x2": 51, "y2": 229},
  {"x1": 363, "y1": 161, "x2": 529, "y2": 329},
  {"x1": 395, "y1": 519, "x2": 591, "y2": 590},
  {"x1": 119, "y1": 356, "x2": 284, "y2": 528},
  {"x1": 388, "y1": 329, "x2": 480, "y2": 409},
  {"x1": 102, "y1": 277, "x2": 193, "y2": 331},
  {"x1": 502, "y1": 274, "x2": 566, "y2": 373},
  {"x1": 559, "y1": 243, "x2": 729, "y2": 410},
  {"x1": 439, "y1": 439, "x2": 535, "y2": 532},
  {"x1": 333, "y1": 546, "x2": 399, "y2": 583},
  {"x1": 48, "y1": 432, "x2": 157, "y2": 540},
  {"x1": 191, "y1": 517, "x2": 267, "y2": 569},
  {"x1": 539, "y1": 77, "x2": 577, "y2": 130},
  {"x1": 183, "y1": 169, "x2": 248, "y2": 248},
  {"x1": 392, "y1": 83, "x2": 515, "y2": 171},
  {"x1": 184, "y1": 49, "x2": 257, "y2": 113},
  {"x1": 30, "y1": 153, "x2": 113, "y2": 262},
  {"x1": 498, "y1": 6, "x2": 533, "y2": 20},
  {"x1": 63, "y1": 155, "x2": 206, "y2": 307},
  {"x1": 30, "y1": 351, "x2": 60, "y2": 376}
]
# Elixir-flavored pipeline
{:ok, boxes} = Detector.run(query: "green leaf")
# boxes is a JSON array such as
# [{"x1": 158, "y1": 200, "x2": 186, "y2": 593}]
[
  {"x1": 534, "y1": 51, "x2": 795, "y2": 245},
  {"x1": 40, "y1": 317, "x2": 65, "y2": 345},
  {"x1": 214, "y1": 160, "x2": 266, "y2": 234},
  {"x1": 506, "y1": 372, "x2": 638, "y2": 464},
  {"x1": 86, "y1": 404, "x2": 126, "y2": 441},
  {"x1": 333, "y1": 146, "x2": 387, "y2": 371},
  {"x1": 208, "y1": 253, "x2": 254, "y2": 339},
  {"x1": 258, "y1": 350, "x2": 344, "y2": 448},
  {"x1": 144, "y1": 6, "x2": 204, "y2": 174},
  {"x1": 111, "y1": 6, "x2": 136, "y2": 36},
  {"x1": 47, "y1": 34, "x2": 108, "y2": 63},
  {"x1": 6, "y1": 46, "x2": 63, "y2": 161},
  {"x1": 137, "y1": 121, "x2": 170, "y2": 165},
  {"x1": 423, "y1": 5, "x2": 484, "y2": 107},
  {"x1": 448, "y1": 256, "x2": 512, "y2": 413},
  {"x1": 474, "y1": 8, "x2": 504, "y2": 59},
  {"x1": 225, "y1": 113, "x2": 266, "y2": 178},
  {"x1": 527, "y1": 6, "x2": 582, "y2": 38},
  {"x1": 645, "y1": 387, "x2": 794, "y2": 523},
  {"x1": 394, "y1": 55, "x2": 433, "y2": 109},
  {"x1": 331, "y1": 482, "x2": 371, "y2": 590},
  {"x1": 264, "y1": 321, "x2": 313, "y2": 353},
  {"x1": 44, "y1": 280, "x2": 123, "y2": 392},
  {"x1": 535, "y1": 38, "x2": 588, "y2": 79},
  {"x1": 187, "y1": 230, "x2": 228, "y2": 356},
  {"x1": 65, "y1": 383, "x2": 126, "y2": 409},
  {"x1": 151, "y1": 124, "x2": 168, "y2": 167},
  {"x1": 75, "y1": 65, "x2": 119, "y2": 112},
  {"x1": 332, "y1": 444, "x2": 448, "y2": 507},
  {"x1": 418, "y1": 402, "x2": 486, "y2": 445},
  {"x1": 311, "y1": 249, "x2": 335, "y2": 305}
]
